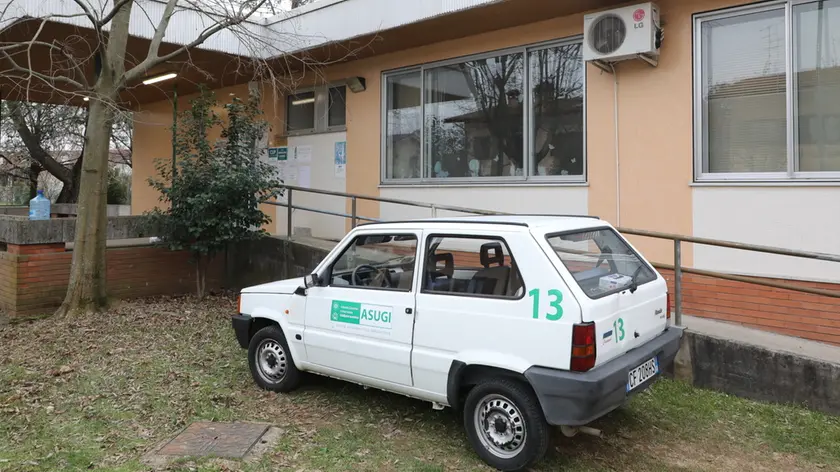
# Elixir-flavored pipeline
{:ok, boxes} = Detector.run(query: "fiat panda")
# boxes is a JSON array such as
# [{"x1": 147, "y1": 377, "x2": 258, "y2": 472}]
[{"x1": 232, "y1": 216, "x2": 683, "y2": 471}]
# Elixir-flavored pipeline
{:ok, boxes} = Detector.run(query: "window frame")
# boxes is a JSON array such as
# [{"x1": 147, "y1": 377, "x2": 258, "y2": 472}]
[
  {"x1": 693, "y1": 0, "x2": 840, "y2": 182},
  {"x1": 420, "y1": 233, "x2": 527, "y2": 301},
  {"x1": 324, "y1": 232, "x2": 419, "y2": 293},
  {"x1": 286, "y1": 83, "x2": 348, "y2": 136},
  {"x1": 327, "y1": 85, "x2": 348, "y2": 129},
  {"x1": 380, "y1": 36, "x2": 587, "y2": 185}
]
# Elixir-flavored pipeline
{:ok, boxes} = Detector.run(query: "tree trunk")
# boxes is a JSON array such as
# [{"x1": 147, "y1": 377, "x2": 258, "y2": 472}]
[
  {"x1": 56, "y1": 99, "x2": 115, "y2": 316},
  {"x1": 57, "y1": 0, "x2": 132, "y2": 317},
  {"x1": 27, "y1": 162, "x2": 41, "y2": 200},
  {"x1": 195, "y1": 256, "x2": 207, "y2": 299},
  {"x1": 56, "y1": 153, "x2": 84, "y2": 204}
]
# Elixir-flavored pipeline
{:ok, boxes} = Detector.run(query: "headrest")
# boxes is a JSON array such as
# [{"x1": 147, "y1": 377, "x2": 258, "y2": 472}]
[
  {"x1": 432, "y1": 252, "x2": 454, "y2": 277},
  {"x1": 480, "y1": 242, "x2": 504, "y2": 268}
]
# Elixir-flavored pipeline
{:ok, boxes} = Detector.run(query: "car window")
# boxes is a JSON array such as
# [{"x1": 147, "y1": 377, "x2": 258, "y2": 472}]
[
  {"x1": 546, "y1": 228, "x2": 656, "y2": 299},
  {"x1": 329, "y1": 233, "x2": 418, "y2": 291},
  {"x1": 422, "y1": 236, "x2": 525, "y2": 299}
]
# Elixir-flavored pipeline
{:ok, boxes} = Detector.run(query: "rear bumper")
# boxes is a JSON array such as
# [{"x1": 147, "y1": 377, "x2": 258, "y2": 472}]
[
  {"x1": 524, "y1": 326, "x2": 684, "y2": 426},
  {"x1": 232, "y1": 314, "x2": 252, "y2": 349}
]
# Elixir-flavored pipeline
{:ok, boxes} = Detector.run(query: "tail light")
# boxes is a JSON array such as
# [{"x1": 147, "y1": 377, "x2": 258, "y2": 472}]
[
  {"x1": 570, "y1": 322, "x2": 596, "y2": 372},
  {"x1": 666, "y1": 293, "x2": 671, "y2": 320},
  {"x1": 237, "y1": 294, "x2": 242, "y2": 314}
]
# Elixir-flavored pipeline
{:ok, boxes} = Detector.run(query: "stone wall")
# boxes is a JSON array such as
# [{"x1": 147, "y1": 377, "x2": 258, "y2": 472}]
[
  {"x1": 674, "y1": 331, "x2": 840, "y2": 416},
  {"x1": 224, "y1": 236, "x2": 332, "y2": 289}
]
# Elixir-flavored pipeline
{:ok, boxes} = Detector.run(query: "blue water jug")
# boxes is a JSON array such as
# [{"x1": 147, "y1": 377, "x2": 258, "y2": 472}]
[{"x1": 28, "y1": 190, "x2": 50, "y2": 220}]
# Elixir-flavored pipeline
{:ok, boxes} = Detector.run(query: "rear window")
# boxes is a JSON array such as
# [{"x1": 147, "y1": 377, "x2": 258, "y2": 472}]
[{"x1": 546, "y1": 228, "x2": 656, "y2": 299}]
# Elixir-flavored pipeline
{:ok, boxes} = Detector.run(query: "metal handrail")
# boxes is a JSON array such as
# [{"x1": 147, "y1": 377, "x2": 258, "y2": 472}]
[{"x1": 266, "y1": 184, "x2": 840, "y2": 325}]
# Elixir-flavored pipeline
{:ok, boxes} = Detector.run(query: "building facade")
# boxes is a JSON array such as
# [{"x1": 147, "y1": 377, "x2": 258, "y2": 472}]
[{"x1": 130, "y1": 0, "x2": 840, "y2": 290}]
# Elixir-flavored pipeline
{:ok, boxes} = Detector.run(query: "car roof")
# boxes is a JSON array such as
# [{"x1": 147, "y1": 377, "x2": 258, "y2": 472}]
[{"x1": 357, "y1": 215, "x2": 608, "y2": 233}]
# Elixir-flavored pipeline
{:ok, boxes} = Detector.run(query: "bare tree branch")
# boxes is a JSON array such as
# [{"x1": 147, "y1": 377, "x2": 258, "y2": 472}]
[
  {"x1": 124, "y1": 0, "x2": 269, "y2": 83},
  {"x1": 99, "y1": 0, "x2": 136, "y2": 26},
  {"x1": 6, "y1": 102, "x2": 75, "y2": 184},
  {"x1": 70, "y1": 0, "x2": 98, "y2": 28}
]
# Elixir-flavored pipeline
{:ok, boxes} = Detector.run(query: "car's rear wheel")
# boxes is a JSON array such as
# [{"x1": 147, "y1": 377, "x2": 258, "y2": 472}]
[
  {"x1": 248, "y1": 325, "x2": 301, "y2": 392},
  {"x1": 463, "y1": 378, "x2": 549, "y2": 471}
]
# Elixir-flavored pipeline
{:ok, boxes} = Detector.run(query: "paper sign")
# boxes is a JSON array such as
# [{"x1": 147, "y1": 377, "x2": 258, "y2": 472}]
[
  {"x1": 285, "y1": 164, "x2": 298, "y2": 181},
  {"x1": 335, "y1": 141, "x2": 347, "y2": 178},
  {"x1": 298, "y1": 165, "x2": 311, "y2": 188},
  {"x1": 295, "y1": 145, "x2": 312, "y2": 163}
]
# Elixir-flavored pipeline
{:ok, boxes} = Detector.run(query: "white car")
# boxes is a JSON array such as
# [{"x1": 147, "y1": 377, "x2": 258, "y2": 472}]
[{"x1": 232, "y1": 216, "x2": 683, "y2": 471}]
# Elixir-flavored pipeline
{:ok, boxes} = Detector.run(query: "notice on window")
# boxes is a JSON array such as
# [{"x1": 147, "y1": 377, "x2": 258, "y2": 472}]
[
  {"x1": 298, "y1": 165, "x2": 311, "y2": 188},
  {"x1": 335, "y1": 141, "x2": 347, "y2": 178},
  {"x1": 294, "y1": 145, "x2": 312, "y2": 163},
  {"x1": 285, "y1": 164, "x2": 298, "y2": 182}
]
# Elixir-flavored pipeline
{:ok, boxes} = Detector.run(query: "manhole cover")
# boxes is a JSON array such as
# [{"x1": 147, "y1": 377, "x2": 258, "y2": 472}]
[{"x1": 157, "y1": 422, "x2": 270, "y2": 459}]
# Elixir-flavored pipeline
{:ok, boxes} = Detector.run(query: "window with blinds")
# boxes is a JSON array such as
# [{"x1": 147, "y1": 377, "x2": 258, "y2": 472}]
[{"x1": 696, "y1": 1, "x2": 840, "y2": 180}]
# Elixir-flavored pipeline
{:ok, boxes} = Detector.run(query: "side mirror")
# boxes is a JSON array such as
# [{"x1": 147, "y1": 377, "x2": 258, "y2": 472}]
[{"x1": 304, "y1": 273, "x2": 321, "y2": 288}]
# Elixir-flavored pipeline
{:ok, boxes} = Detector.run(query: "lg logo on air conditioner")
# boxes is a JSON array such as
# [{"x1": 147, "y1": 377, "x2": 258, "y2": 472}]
[{"x1": 633, "y1": 8, "x2": 645, "y2": 29}]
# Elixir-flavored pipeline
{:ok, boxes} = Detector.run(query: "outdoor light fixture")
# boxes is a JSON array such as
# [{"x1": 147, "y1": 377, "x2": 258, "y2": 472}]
[
  {"x1": 347, "y1": 76, "x2": 366, "y2": 93},
  {"x1": 291, "y1": 97, "x2": 315, "y2": 106},
  {"x1": 83, "y1": 97, "x2": 89, "y2": 101},
  {"x1": 142, "y1": 72, "x2": 178, "y2": 85}
]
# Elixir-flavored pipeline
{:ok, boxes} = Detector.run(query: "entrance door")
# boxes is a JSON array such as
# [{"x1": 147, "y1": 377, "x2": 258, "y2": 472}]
[{"x1": 303, "y1": 230, "x2": 419, "y2": 386}]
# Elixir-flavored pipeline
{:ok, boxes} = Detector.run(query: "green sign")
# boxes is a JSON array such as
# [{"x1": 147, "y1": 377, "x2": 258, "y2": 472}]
[
  {"x1": 330, "y1": 300, "x2": 392, "y2": 329},
  {"x1": 268, "y1": 147, "x2": 288, "y2": 161}
]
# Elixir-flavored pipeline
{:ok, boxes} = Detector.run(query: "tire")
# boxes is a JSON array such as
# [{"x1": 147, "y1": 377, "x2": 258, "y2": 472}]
[
  {"x1": 463, "y1": 378, "x2": 550, "y2": 471},
  {"x1": 247, "y1": 325, "x2": 301, "y2": 392}
]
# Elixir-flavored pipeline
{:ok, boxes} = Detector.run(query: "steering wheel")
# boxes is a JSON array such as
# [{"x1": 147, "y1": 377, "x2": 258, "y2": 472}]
[{"x1": 352, "y1": 264, "x2": 394, "y2": 288}]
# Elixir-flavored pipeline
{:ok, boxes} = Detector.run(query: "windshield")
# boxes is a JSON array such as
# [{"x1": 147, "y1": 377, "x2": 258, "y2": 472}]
[{"x1": 546, "y1": 228, "x2": 656, "y2": 299}]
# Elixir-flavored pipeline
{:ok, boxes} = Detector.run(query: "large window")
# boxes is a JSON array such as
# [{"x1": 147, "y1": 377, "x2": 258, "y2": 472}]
[
  {"x1": 696, "y1": 1, "x2": 840, "y2": 181},
  {"x1": 383, "y1": 39, "x2": 585, "y2": 183}
]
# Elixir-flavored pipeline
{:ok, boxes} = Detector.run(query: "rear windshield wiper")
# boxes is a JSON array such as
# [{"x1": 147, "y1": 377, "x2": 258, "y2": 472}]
[{"x1": 628, "y1": 265, "x2": 644, "y2": 294}]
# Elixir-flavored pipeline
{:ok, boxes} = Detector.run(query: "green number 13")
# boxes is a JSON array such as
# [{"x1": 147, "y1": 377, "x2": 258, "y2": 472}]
[
  {"x1": 529, "y1": 288, "x2": 563, "y2": 321},
  {"x1": 613, "y1": 317, "x2": 626, "y2": 341}
]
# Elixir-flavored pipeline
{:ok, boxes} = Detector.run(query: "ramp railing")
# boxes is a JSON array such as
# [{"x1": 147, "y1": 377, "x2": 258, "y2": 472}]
[{"x1": 267, "y1": 184, "x2": 840, "y2": 326}]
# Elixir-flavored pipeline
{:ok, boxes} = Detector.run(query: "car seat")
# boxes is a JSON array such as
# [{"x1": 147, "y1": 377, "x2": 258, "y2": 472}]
[{"x1": 467, "y1": 242, "x2": 510, "y2": 296}]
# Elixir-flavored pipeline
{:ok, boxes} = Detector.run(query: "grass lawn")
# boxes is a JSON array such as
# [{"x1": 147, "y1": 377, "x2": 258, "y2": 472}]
[{"x1": 1, "y1": 295, "x2": 839, "y2": 472}]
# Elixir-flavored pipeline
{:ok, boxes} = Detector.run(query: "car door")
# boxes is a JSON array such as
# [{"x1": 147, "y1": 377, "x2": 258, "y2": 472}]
[{"x1": 303, "y1": 230, "x2": 419, "y2": 386}]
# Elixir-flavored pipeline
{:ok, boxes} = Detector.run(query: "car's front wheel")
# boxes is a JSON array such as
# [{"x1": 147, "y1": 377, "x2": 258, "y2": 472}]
[
  {"x1": 463, "y1": 378, "x2": 550, "y2": 471},
  {"x1": 248, "y1": 325, "x2": 301, "y2": 392}
]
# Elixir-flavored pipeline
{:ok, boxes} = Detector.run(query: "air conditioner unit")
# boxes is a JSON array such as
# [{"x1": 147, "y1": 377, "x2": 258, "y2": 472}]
[{"x1": 583, "y1": 2, "x2": 661, "y2": 64}]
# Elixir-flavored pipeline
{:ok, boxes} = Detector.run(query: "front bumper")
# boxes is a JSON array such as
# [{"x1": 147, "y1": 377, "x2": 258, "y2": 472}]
[
  {"x1": 232, "y1": 314, "x2": 252, "y2": 349},
  {"x1": 524, "y1": 326, "x2": 684, "y2": 426}
]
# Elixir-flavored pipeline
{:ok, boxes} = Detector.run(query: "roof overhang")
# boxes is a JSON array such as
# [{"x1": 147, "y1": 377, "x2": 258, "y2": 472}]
[{"x1": 0, "y1": 0, "x2": 624, "y2": 106}]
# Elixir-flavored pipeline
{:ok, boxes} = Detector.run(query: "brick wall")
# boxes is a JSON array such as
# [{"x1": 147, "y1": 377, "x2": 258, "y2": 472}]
[
  {"x1": 2, "y1": 244, "x2": 222, "y2": 318},
  {"x1": 660, "y1": 269, "x2": 840, "y2": 346}
]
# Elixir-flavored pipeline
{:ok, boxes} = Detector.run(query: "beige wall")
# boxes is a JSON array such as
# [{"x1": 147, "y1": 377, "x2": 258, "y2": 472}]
[
  {"x1": 131, "y1": 0, "x2": 757, "y2": 264},
  {"x1": 132, "y1": 82, "x2": 283, "y2": 232}
]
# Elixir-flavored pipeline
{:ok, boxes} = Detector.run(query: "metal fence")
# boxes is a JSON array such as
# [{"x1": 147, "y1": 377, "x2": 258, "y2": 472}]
[{"x1": 267, "y1": 184, "x2": 840, "y2": 326}]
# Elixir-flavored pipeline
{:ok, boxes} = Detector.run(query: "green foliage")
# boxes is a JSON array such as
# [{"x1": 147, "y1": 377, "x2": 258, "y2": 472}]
[
  {"x1": 107, "y1": 167, "x2": 131, "y2": 205},
  {"x1": 146, "y1": 87, "x2": 280, "y2": 286}
]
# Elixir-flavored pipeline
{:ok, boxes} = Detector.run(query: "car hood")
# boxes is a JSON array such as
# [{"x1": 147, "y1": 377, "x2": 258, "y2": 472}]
[{"x1": 241, "y1": 277, "x2": 305, "y2": 294}]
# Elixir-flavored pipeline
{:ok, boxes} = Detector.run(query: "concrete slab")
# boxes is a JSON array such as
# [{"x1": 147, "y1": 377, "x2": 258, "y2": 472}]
[{"x1": 682, "y1": 315, "x2": 840, "y2": 365}]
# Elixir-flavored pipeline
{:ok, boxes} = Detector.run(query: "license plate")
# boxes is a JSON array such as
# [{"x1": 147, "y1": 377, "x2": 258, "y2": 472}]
[{"x1": 627, "y1": 357, "x2": 659, "y2": 392}]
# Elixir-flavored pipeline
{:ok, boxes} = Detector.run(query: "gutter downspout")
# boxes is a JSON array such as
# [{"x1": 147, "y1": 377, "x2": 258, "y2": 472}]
[{"x1": 610, "y1": 63, "x2": 620, "y2": 226}]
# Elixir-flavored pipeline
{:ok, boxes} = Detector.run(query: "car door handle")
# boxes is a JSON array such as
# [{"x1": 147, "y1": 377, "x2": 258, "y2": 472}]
[{"x1": 405, "y1": 308, "x2": 413, "y2": 314}]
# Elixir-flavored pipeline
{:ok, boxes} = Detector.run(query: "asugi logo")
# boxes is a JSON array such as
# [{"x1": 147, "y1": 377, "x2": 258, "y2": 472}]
[{"x1": 361, "y1": 308, "x2": 391, "y2": 323}]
